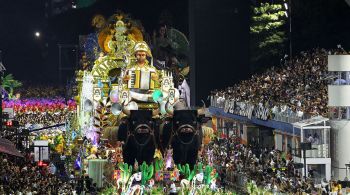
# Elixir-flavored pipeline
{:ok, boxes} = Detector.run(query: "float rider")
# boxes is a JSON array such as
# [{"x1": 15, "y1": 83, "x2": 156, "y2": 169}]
[{"x1": 123, "y1": 41, "x2": 160, "y2": 102}]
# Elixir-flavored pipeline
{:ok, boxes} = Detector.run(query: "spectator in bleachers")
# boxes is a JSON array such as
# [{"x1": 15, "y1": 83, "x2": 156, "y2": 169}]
[{"x1": 211, "y1": 47, "x2": 349, "y2": 119}]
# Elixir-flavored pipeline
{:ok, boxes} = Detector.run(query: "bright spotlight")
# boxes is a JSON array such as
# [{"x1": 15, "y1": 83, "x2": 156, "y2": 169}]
[
  {"x1": 284, "y1": 11, "x2": 288, "y2": 18},
  {"x1": 284, "y1": 3, "x2": 288, "y2": 10},
  {"x1": 35, "y1": 32, "x2": 40, "y2": 37}
]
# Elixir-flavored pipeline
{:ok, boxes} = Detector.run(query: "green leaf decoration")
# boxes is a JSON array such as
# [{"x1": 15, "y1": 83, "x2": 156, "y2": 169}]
[
  {"x1": 140, "y1": 162, "x2": 154, "y2": 185},
  {"x1": 155, "y1": 159, "x2": 163, "y2": 172}
]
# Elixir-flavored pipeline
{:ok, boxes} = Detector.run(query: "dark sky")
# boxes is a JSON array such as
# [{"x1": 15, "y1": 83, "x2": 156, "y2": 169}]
[
  {"x1": 0, "y1": 0, "x2": 188, "y2": 84},
  {"x1": 0, "y1": 0, "x2": 47, "y2": 83},
  {"x1": 291, "y1": 0, "x2": 350, "y2": 52}
]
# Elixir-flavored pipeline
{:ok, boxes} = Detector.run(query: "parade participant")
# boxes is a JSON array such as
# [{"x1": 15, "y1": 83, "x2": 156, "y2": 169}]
[
  {"x1": 123, "y1": 41, "x2": 159, "y2": 87},
  {"x1": 122, "y1": 41, "x2": 161, "y2": 103},
  {"x1": 152, "y1": 23, "x2": 171, "y2": 63}
]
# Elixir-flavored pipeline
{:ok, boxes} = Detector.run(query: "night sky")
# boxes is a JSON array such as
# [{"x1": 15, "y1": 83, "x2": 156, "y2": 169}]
[
  {"x1": 1, "y1": 0, "x2": 350, "y2": 90},
  {"x1": 0, "y1": 0, "x2": 48, "y2": 83},
  {"x1": 0, "y1": 0, "x2": 188, "y2": 84}
]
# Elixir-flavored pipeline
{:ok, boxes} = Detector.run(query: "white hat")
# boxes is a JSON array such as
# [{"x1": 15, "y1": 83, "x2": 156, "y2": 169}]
[{"x1": 134, "y1": 41, "x2": 152, "y2": 57}]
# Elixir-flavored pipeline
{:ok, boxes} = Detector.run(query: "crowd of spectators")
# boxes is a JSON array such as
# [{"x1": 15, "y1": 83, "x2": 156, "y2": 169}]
[
  {"x1": 3, "y1": 82, "x2": 75, "y2": 127},
  {"x1": 15, "y1": 110, "x2": 74, "y2": 128},
  {"x1": 14, "y1": 85, "x2": 65, "y2": 99},
  {"x1": 3, "y1": 98, "x2": 76, "y2": 127},
  {"x1": 211, "y1": 48, "x2": 349, "y2": 119},
  {"x1": 0, "y1": 154, "x2": 75, "y2": 195},
  {"x1": 206, "y1": 135, "x2": 338, "y2": 194},
  {"x1": 0, "y1": 153, "x2": 103, "y2": 195}
]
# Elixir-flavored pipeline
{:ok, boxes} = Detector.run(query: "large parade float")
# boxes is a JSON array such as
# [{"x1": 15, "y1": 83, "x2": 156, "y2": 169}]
[{"x1": 64, "y1": 13, "x2": 224, "y2": 194}]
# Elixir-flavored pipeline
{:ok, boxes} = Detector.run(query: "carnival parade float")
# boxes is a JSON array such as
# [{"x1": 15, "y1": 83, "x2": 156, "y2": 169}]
[
  {"x1": 63, "y1": 13, "x2": 227, "y2": 194},
  {"x1": 0, "y1": 12, "x2": 235, "y2": 195}
]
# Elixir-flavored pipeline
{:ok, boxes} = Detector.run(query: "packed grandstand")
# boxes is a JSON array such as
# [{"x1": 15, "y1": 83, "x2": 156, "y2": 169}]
[{"x1": 211, "y1": 47, "x2": 349, "y2": 121}]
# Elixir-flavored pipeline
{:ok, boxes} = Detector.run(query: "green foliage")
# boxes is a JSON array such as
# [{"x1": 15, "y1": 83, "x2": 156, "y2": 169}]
[
  {"x1": 154, "y1": 159, "x2": 163, "y2": 172},
  {"x1": 180, "y1": 186, "x2": 237, "y2": 195},
  {"x1": 178, "y1": 164, "x2": 196, "y2": 181},
  {"x1": 251, "y1": 3, "x2": 286, "y2": 34},
  {"x1": 118, "y1": 162, "x2": 132, "y2": 182},
  {"x1": 204, "y1": 165, "x2": 218, "y2": 185},
  {"x1": 48, "y1": 143, "x2": 55, "y2": 151},
  {"x1": 246, "y1": 181, "x2": 272, "y2": 195},
  {"x1": 196, "y1": 162, "x2": 203, "y2": 173},
  {"x1": 246, "y1": 181, "x2": 257, "y2": 194},
  {"x1": 178, "y1": 164, "x2": 189, "y2": 178},
  {"x1": 140, "y1": 162, "x2": 154, "y2": 185},
  {"x1": 100, "y1": 186, "x2": 118, "y2": 195},
  {"x1": 1, "y1": 74, "x2": 22, "y2": 99},
  {"x1": 250, "y1": 2, "x2": 287, "y2": 71},
  {"x1": 195, "y1": 185, "x2": 212, "y2": 195},
  {"x1": 180, "y1": 187, "x2": 191, "y2": 195},
  {"x1": 54, "y1": 135, "x2": 63, "y2": 146},
  {"x1": 148, "y1": 186, "x2": 164, "y2": 195}
]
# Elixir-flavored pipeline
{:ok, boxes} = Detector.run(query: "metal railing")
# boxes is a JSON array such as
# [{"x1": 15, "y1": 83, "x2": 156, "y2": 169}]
[
  {"x1": 210, "y1": 95, "x2": 311, "y2": 123},
  {"x1": 215, "y1": 165, "x2": 248, "y2": 193}
]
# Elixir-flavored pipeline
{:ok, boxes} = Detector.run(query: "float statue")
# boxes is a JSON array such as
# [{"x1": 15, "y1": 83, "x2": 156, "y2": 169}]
[
  {"x1": 74, "y1": 13, "x2": 211, "y2": 166},
  {"x1": 75, "y1": 14, "x2": 181, "y2": 162},
  {"x1": 72, "y1": 13, "x2": 221, "y2": 194}
]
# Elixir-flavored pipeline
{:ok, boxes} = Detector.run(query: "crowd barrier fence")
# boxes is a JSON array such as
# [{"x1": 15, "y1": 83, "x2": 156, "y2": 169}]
[{"x1": 210, "y1": 95, "x2": 312, "y2": 124}]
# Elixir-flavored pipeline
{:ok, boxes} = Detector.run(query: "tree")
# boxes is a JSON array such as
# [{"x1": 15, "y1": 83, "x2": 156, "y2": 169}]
[
  {"x1": 250, "y1": 2, "x2": 287, "y2": 72},
  {"x1": 1, "y1": 74, "x2": 22, "y2": 99}
]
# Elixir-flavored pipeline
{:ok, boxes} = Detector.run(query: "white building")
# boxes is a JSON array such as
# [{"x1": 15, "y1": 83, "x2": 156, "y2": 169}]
[
  {"x1": 328, "y1": 55, "x2": 350, "y2": 180},
  {"x1": 292, "y1": 117, "x2": 331, "y2": 182}
]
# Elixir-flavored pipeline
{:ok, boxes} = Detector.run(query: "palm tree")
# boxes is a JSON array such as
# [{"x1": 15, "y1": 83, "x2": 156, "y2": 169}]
[{"x1": 1, "y1": 74, "x2": 22, "y2": 99}]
